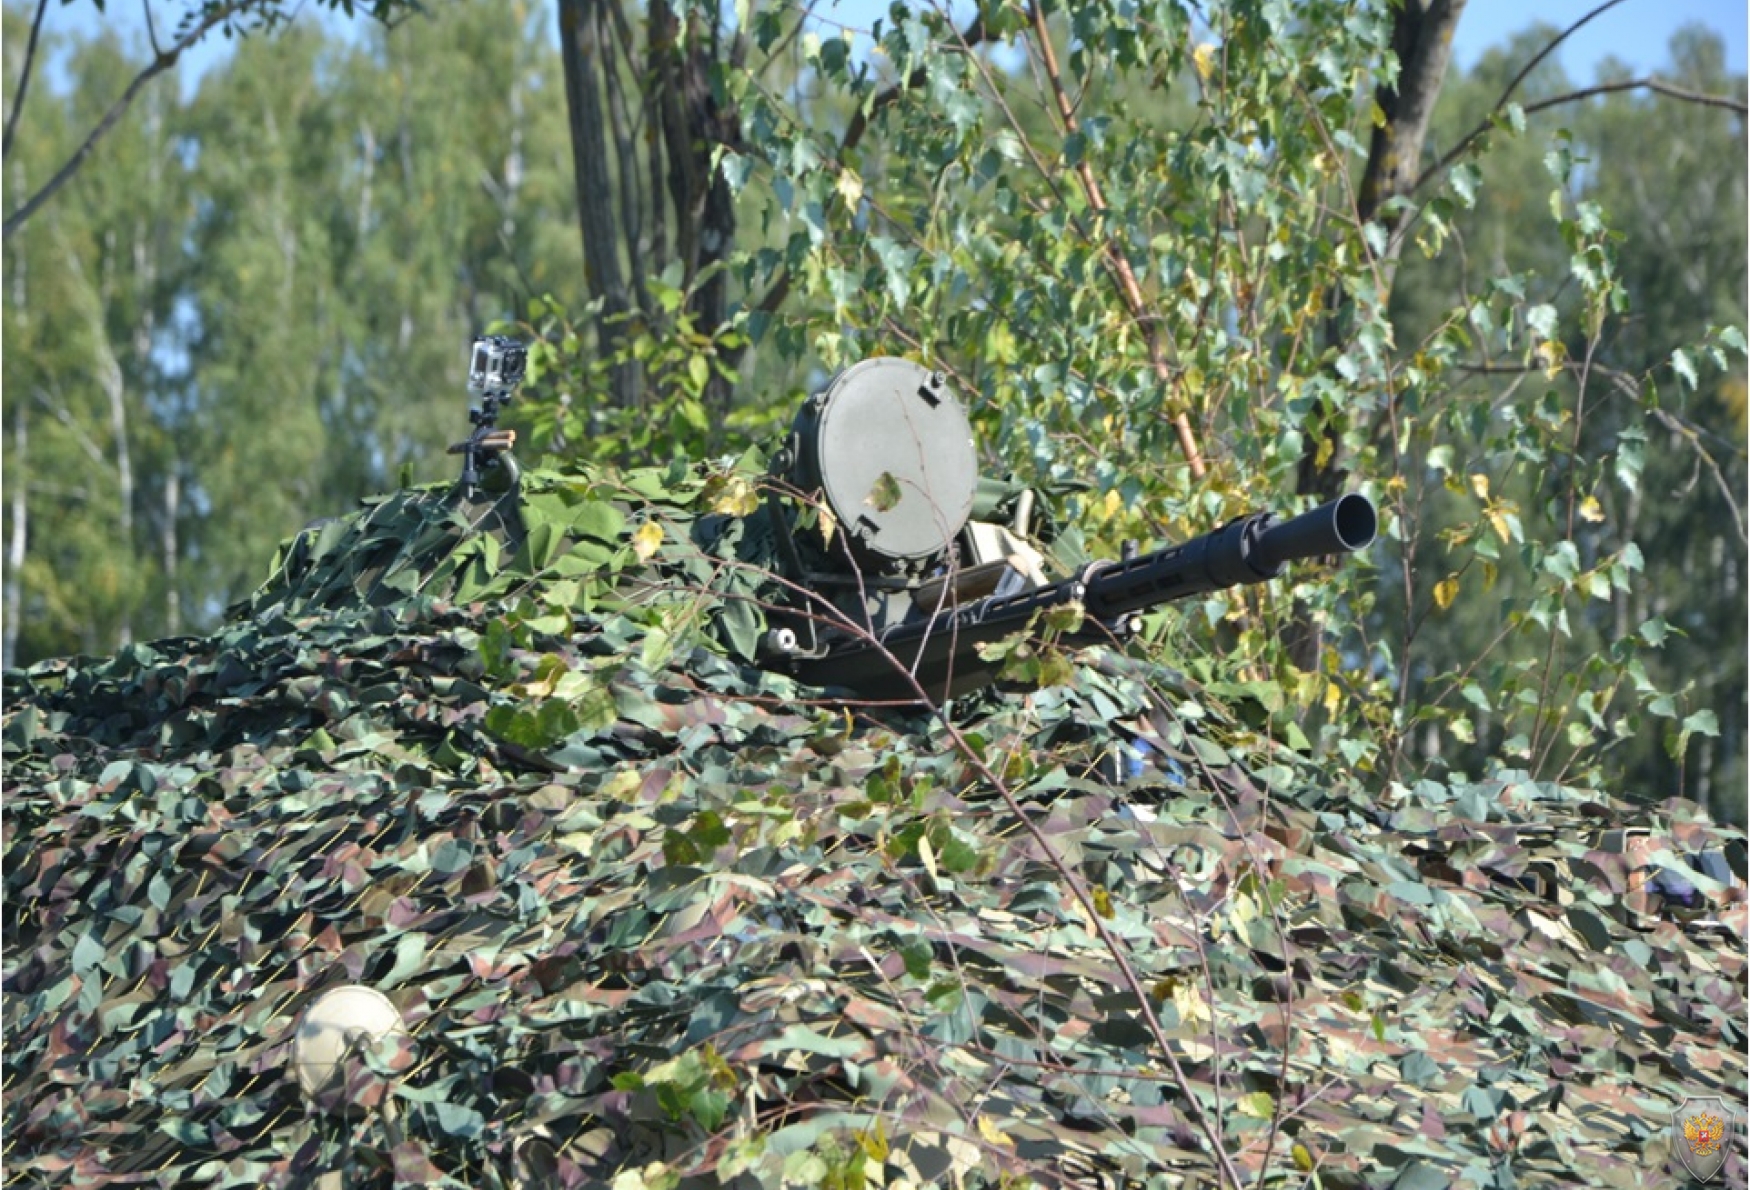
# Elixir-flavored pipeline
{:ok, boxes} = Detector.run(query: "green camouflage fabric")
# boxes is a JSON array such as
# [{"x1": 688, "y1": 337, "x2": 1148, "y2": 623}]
[{"x1": 4, "y1": 457, "x2": 1745, "y2": 1189}]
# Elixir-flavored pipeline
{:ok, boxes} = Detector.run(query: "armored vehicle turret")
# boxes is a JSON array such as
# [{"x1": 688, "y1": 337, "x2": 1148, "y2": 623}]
[
  {"x1": 742, "y1": 357, "x2": 1375, "y2": 701},
  {"x1": 4, "y1": 341, "x2": 1741, "y2": 1188}
]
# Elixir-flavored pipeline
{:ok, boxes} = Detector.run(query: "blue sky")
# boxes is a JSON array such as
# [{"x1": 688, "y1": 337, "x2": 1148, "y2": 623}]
[
  {"x1": 35, "y1": 0, "x2": 1750, "y2": 97},
  {"x1": 1450, "y1": 0, "x2": 1747, "y2": 76}
]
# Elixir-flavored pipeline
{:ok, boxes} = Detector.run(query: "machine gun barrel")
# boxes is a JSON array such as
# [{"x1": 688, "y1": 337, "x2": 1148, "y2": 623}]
[
  {"x1": 783, "y1": 493, "x2": 1376, "y2": 702},
  {"x1": 1081, "y1": 493, "x2": 1377, "y2": 621}
]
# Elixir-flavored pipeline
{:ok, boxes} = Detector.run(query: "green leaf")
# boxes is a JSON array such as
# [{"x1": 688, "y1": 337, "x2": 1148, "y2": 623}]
[
  {"x1": 688, "y1": 1086, "x2": 730, "y2": 1131},
  {"x1": 1235, "y1": 1091, "x2": 1274, "y2": 1119},
  {"x1": 1610, "y1": 423, "x2": 1638, "y2": 493},
  {"x1": 1682, "y1": 709, "x2": 1720, "y2": 737},
  {"x1": 1671, "y1": 347, "x2": 1698, "y2": 390},
  {"x1": 865, "y1": 472, "x2": 901, "y2": 513},
  {"x1": 569, "y1": 501, "x2": 627, "y2": 543},
  {"x1": 868, "y1": 235, "x2": 915, "y2": 309},
  {"x1": 900, "y1": 938, "x2": 932, "y2": 980}
]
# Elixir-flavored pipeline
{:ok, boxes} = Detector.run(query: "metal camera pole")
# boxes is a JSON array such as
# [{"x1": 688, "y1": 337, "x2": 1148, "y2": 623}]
[{"x1": 451, "y1": 334, "x2": 529, "y2": 496}]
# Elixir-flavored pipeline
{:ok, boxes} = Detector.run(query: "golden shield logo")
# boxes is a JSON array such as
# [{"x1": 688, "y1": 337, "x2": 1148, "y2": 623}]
[{"x1": 1673, "y1": 1095, "x2": 1736, "y2": 1183}]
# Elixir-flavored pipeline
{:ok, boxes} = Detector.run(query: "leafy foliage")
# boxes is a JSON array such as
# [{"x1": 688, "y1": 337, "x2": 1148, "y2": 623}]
[
  {"x1": 5, "y1": 458, "x2": 1745, "y2": 1186},
  {"x1": 491, "y1": 0, "x2": 1747, "y2": 818},
  {"x1": 4, "y1": 1, "x2": 1747, "y2": 1185}
]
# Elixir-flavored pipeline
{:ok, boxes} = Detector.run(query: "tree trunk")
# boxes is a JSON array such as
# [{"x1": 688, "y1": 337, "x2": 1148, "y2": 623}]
[
  {"x1": 649, "y1": 0, "x2": 739, "y2": 413},
  {"x1": 596, "y1": 0, "x2": 648, "y2": 317},
  {"x1": 162, "y1": 467, "x2": 180, "y2": 636},
  {"x1": 1288, "y1": 0, "x2": 1467, "y2": 668},
  {"x1": 1358, "y1": 0, "x2": 1467, "y2": 259},
  {"x1": 557, "y1": 0, "x2": 641, "y2": 408},
  {"x1": 5, "y1": 402, "x2": 26, "y2": 669},
  {"x1": 100, "y1": 313, "x2": 134, "y2": 648},
  {"x1": 62, "y1": 233, "x2": 136, "y2": 647}
]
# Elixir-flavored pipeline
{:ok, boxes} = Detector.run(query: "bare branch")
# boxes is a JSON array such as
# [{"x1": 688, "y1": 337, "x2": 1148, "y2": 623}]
[
  {"x1": 1488, "y1": 0, "x2": 1628, "y2": 119},
  {"x1": 4, "y1": 0, "x2": 260, "y2": 240},
  {"x1": 1652, "y1": 406, "x2": 1747, "y2": 543},
  {"x1": 1418, "y1": 0, "x2": 1746, "y2": 197},
  {"x1": 142, "y1": 0, "x2": 164, "y2": 58},
  {"x1": 2, "y1": 0, "x2": 51, "y2": 164},
  {"x1": 1527, "y1": 75, "x2": 1747, "y2": 117}
]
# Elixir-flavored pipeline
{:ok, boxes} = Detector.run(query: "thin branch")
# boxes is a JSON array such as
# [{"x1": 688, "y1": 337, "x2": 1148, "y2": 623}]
[
  {"x1": 1645, "y1": 407, "x2": 1746, "y2": 546},
  {"x1": 1421, "y1": 47, "x2": 1746, "y2": 196},
  {"x1": 2, "y1": 0, "x2": 51, "y2": 164},
  {"x1": 1416, "y1": 0, "x2": 1628, "y2": 197},
  {"x1": 1490, "y1": 0, "x2": 1627, "y2": 119},
  {"x1": 4, "y1": 0, "x2": 260, "y2": 240},
  {"x1": 141, "y1": 0, "x2": 164, "y2": 58},
  {"x1": 1521, "y1": 75, "x2": 1748, "y2": 117},
  {"x1": 1024, "y1": 0, "x2": 1206, "y2": 478}
]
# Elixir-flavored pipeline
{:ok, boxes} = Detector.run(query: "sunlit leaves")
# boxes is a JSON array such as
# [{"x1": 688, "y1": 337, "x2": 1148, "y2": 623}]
[{"x1": 632, "y1": 520, "x2": 665, "y2": 562}]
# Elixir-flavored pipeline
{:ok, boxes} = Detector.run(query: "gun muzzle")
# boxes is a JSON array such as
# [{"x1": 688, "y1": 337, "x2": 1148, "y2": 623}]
[
  {"x1": 1079, "y1": 492, "x2": 1377, "y2": 622},
  {"x1": 1254, "y1": 492, "x2": 1377, "y2": 572}
]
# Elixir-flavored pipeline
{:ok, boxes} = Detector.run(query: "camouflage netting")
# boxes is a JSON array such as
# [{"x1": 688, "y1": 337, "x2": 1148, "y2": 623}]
[{"x1": 4, "y1": 458, "x2": 1746, "y2": 1189}]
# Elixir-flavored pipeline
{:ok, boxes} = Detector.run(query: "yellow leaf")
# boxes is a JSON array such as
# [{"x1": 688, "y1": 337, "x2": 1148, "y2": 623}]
[
  {"x1": 1192, "y1": 43, "x2": 1217, "y2": 81},
  {"x1": 836, "y1": 169, "x2": 864, "y2": 208},
  {"x1": 1091, "y1": 885, "x2": 1114, "y2": 919},
  {"x1": 1578, "y1": 495, "x2": 1605, "y2": 523},
  {"x1": 1486, "y1": 509, "x2": 1511, "y2": 543},
  {"x1": 1468, "y1": 473, "x2": 1490, "y2": 500},
  {"x1": 918, "y1": 833, "x2": 939, "y2": 882},
  {"x1": 1173, "y1": 977, "x2": 1212, "y2": 1027},
  {"x1": 1323, "y1": 679, "x2": 1341, "y2": 718},
  {"x1": 976, "y1": 1114, "x2": 1014, "y2": 1149},
  {"x1": 1433, "y1": 575, "x2": 1459, "y2": 610},
  {"x1": 1370, "y1": 99, "x2": 1388, "y2": 128},
  {"x1": 819, "y1": 505, "x2": 837, "y2": 550},
  {"x1": 1481, "y1": 560, "x2": 1498, "y2": 591},
  {"x1": 1236, "y1": 1091, "x2": 1275, "y2": 1119},
  {"x1": 1537, "y1": 338, "x2": 1567, "y2": 379},
  {"x1": 704, "y1": 474, "x2": 760, "y2": 517},
  {"x1": 858, "y1": 1119, "x2": 889, "y2": 1162},
  {"x1": 1292, "y1": 1142, "x2": 1316, "y2": 1173},
  {"x1": 1314, "y1": 435, "x2": 1334, "y2": 470},
  {"x1": 632, "y1": 520, "x2": 664, "y2": 562}
]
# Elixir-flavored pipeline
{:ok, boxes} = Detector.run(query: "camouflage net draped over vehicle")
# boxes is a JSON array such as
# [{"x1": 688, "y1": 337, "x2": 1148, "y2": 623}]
[{"x1": 4, "y1": 458, "x2": 1745, "y2": 1189}]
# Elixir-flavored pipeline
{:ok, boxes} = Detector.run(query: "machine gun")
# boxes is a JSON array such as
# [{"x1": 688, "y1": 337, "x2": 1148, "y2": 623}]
[
  {"x1": 450, "y1": 335, "x2": 529, "y2": 495},
  {"x1": 752, "y1": 358, "x2": 1377, "y2": 702}
]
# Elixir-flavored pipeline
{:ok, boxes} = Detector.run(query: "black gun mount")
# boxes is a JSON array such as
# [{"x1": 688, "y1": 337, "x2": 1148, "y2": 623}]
[
  {"x1": 754, "y1": 358, "x2": 1377, "y2": 703},
  {"x1": 451, "y1": 335, "x2": 529, "y2": 495}
]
